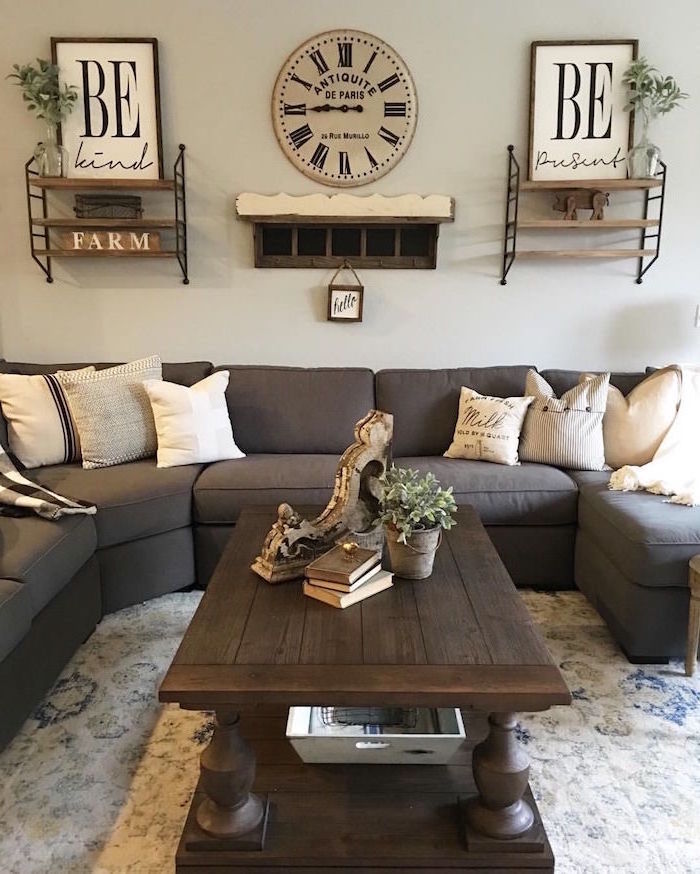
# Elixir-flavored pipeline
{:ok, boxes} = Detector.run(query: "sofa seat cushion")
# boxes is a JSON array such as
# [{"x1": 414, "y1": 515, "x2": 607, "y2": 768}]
[
  {"x1": 33, "y1": 460, "x2": 203, "y2": 548},
  {"x1": 0, "y1": 579, "x2": 33, "y2": 661},
  {"x1": 577, "y1": 481, "x2": 700, "y2": 587},
  {"x1": 194, "y1": 454, "x2": 338, "y2": 524},
  {"x1": 0, "y1": 515, "x2": 96, "y2": 614},
  {"x1": 395, "y1": 457, "x2": 579, "y2": 525}
]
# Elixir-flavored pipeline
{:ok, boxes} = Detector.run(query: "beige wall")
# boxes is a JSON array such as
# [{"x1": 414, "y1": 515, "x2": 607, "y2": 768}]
[{"x1": 0, "y1": 0, "x2": 698, "y2": 369}]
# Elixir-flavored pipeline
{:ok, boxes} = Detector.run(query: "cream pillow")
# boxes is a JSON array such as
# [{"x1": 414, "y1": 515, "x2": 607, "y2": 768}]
[
  {"x1": 444, "y1": 387, "x2": 534, "y2": 466},
  {"x1": 0, "y1": 367, "x2": 94, "y2": 468},
  {"x1": 580, "y1": 367, "x2": 681, "y2": 469},
  {"x1": 143, "y1": 371, "x2": 245, "y2": 468},
  {"x1": 61, "y1": 356, "x2": 162, "y2": 469}
]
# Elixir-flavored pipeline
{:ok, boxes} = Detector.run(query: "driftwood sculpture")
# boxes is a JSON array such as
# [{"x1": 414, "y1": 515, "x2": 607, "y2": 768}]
[
  {"x1": 552, "y1": 189, "x2": 610, "y2": 221},
  {"x1": 251, "y1": 410, "x2": 393, "y2": 583}
]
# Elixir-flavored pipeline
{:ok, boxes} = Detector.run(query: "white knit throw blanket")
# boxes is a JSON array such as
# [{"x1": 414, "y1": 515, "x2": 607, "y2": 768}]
[{"x1": 609, "y1": 365, "x2": 700, "y2": 506}]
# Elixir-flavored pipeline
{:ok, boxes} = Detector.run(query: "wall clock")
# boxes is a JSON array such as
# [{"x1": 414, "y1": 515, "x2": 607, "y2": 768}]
[{"x1": 272, "y1": 29, "x2": 418, "y2": 187}]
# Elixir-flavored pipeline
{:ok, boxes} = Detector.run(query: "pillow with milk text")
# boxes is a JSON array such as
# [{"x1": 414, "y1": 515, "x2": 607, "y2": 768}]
[
  {"x1": 143, "y1": 371, "x2": 245, "y2": 468},
  {"x1": 444, "y1": 387, "x2": 534, "y2": 466}
]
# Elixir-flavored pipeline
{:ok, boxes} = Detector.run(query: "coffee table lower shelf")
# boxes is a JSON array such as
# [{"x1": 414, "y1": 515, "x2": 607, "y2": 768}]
[{"x1": 175, "y1": 711, "x2": 554, "y2": 873}]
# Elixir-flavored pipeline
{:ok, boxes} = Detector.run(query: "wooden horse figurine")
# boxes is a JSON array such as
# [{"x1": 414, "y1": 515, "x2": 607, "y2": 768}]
[{"x1": 251, "y1": 410, "x2": 393, "y2": 583}]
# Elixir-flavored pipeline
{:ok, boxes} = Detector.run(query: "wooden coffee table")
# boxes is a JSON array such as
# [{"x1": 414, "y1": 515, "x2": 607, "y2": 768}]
[{"x1": 160, "y1": 506, "x2": 571, "y2": 872}]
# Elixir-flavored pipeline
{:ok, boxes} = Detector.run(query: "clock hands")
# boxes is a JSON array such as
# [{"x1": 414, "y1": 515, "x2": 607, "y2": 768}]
[{"x1": 310, "y1": 103, "x2": 364, "y2": 113}]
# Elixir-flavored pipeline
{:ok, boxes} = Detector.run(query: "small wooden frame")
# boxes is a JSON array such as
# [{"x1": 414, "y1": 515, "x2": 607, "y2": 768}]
[{"x1": 327, "y1": 262, "x2": 363, "y2": 322}]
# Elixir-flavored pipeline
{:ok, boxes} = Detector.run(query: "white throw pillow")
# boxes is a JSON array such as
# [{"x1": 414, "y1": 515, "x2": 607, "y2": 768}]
[
  {"x1": 579, "y1": 367, "x2": 681, "y2": 470},
  {"x1": 0, "y1": 367, "x2": 95, "y2": 468},
  {"x1": 143, "y1": 371, "x2": 245, "y2": 468},
  {"x1": 61, "y1": 356, "x2": 162, "y2": 469},
  {"x1": 519, "y1": 370, "x2": 609, "y2": 470},
  {"x1": 444, "y1": 387, "x2": 534, "y2": 466}
]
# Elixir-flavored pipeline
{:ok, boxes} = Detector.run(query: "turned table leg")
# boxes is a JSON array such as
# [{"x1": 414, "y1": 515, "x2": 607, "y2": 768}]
[
  {"x1": 466, "y1": 712, "x2": 534, "y2": 840},
  {"x1": 196, "y1": 709, "x2": 264, "y2": 839},
  {"x1": 686, "y1": 557, "x2": 700, "y2": 677}
]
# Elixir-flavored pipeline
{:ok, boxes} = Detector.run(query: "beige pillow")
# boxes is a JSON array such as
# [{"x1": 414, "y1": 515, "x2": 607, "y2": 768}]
[
  {"x1": 444, "y1": 387, "x2": 534, "y2": 466},
  {"x1": 143, "y1": 371, "x2": 245, "y2": 468},
  {"x1": 61, "y1": 356, "x2": 162, "y2": 469},
  {"x1": 0, "y1": 367, "x2": 94, "y2": 468},
  {"x1": 579, "y1": 367, "x2": 681, "y2": 469}
]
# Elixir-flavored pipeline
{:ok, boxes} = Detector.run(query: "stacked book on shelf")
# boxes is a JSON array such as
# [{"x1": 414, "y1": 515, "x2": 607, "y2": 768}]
[{"x1": 303, "y1": 543, "x2": 393, "y2": 608}]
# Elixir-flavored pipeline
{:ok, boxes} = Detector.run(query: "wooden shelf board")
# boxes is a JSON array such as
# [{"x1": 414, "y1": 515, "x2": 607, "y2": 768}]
[
  {"x1": 517, "y1": 249, "x2": 656, "y2": 259},
  {"x1": 520, "y1": 178, "x2": 662, "y2": 191},
  {"x1": 517, "y1": 219, "x2": 659, "y2": 229},
  {"x1": 28, "y1": 177, "x2": 174, "y2": 191},
  {"x1": 34, "y1": 249, "x2": 177, "y2": 258},
  {"x1": 34, "y1": 218, "x2": 177, "y2": 229}
]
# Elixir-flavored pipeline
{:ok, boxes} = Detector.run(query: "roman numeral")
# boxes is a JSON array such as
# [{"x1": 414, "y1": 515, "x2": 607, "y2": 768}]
[
  {"x1": 310, "y1": 142, "x2": 329, "y2": 169},
  {"x1": 378, "y1": 126, "x2": 400, "y2": 147},
  {"x1": 309, "y1": 50, "x2": 329, "y2": 75},
  {"x1": 339, "y1": 151, "x2": 351, "y2": 175},
  {"x1": 290, "y1": 72, "x2": 313, "y2": 91},
  {"x1": 363, "y1": 51, "x2": 377, "y2": 74},
  {"x1": 338, "y1": 42, "x2": 352, "y2": 68},
  {"x1": 378, "y1": 73, "x2": 401, "y2": 92},
  {"x1": 384, "y1": 102, "x2": 407, "y2": 117},
  {"x1": 365, "y1": 147, "x2": 378, "y2": 169},
  {"x1": 284, "y1": 103, "x2": 306, "y2": 115},
  {"x1": 289, "y1": 124, "x2": 314, "y2": 149}
]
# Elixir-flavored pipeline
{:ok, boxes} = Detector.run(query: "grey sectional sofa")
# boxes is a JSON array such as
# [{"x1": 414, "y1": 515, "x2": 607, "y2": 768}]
[{"x1": 1, "y1": 361, "x2": 697, "y2": 750}]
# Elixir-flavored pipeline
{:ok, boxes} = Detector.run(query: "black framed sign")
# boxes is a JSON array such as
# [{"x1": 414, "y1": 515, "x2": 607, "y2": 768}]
[
  {"x1": 528, "y1": 39, "x2": 638, "y2": 181},
  {"x1": 51, "y1": 37, "x2": 164, "y2": 179}
]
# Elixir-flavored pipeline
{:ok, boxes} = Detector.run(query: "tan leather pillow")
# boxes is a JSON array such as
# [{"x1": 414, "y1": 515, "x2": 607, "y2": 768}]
[{"x1": 579, "y1": 367, "x2": 681, "y2": 470}]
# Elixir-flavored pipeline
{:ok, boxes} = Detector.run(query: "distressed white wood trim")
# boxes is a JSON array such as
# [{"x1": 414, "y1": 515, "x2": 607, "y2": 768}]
[{"x1": 235, "y1": 193, "x2": 455, "y2": 222}]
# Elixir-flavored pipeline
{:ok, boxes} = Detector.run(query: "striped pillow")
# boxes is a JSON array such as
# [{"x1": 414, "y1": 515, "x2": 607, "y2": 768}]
[
  {"x1": 519, "y1": 370, "x2": 609, "y2": 470},
  {"x1": 0, "y1": 368, "x2": 95, "y2": 469}
]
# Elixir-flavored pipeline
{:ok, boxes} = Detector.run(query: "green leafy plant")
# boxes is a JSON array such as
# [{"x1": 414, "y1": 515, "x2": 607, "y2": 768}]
[
  {"x1": 377, "y1": 466, "x2": 457, "y2": 544},
  {"x1": 622, "y1": 57, "x2": 688, "y2": 124},
  {"x1": 7, "y1": 58, "x2": 78, "y2": 124}
]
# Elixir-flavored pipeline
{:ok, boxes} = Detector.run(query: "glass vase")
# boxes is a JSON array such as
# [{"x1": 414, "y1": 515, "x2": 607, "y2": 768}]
[
  {"x1": 627, "y1": 112, "x2": 661, "y2": 179},
  {"x1": 34, "y1": 123, "x2": 68, "y2": 177}
]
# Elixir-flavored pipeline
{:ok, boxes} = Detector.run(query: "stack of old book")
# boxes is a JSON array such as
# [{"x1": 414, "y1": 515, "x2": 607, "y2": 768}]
[{"x1": 303, "y1": 543, "x2": 393, "y2": 609}]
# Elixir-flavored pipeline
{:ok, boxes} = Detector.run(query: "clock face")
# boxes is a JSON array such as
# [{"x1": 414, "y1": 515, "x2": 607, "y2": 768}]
[{"x1": 272, "y1": 30, "x2": 418, "y2": 187}]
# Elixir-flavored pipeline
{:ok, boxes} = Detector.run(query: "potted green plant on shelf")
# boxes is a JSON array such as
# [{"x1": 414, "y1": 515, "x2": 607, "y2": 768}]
[
  {"x1": 7, "y1": 58, "x2": 78, "y2": 177},
  {"x1": 622, "y1": 57, "x2": 688, "y2": 179},
  {"x1": 378, "y1": 466, "x2": 457, "y2": 580}
]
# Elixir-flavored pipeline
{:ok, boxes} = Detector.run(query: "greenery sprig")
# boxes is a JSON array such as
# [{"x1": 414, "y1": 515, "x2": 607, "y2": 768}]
[
  {"x1": 622, "y1": 58, "x2": 688, "y2": 122},
  {"x1": 378, "y1": 466, "x2": 457, "y2": 544},
  {"x1": 7, "y1": 59, "x2": 78, "y2": 125}
]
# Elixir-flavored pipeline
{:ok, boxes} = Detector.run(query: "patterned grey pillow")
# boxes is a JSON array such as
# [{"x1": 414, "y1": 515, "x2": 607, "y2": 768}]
[
  {"x1": 519, "y1": 369, "x2": 609, "y2": 471},
  {"x1": 61, "y1": 356, "x2": 162, "y2": 469}
]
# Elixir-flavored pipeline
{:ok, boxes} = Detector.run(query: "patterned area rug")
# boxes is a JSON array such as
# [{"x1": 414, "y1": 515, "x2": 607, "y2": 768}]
[{"x1": 0, "y1": 590, "x2": 698, "y2": 874}]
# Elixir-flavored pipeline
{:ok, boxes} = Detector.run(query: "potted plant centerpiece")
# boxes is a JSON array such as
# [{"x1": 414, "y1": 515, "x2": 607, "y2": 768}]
[
  {"x1": 8, "y1": 58, "x2": 78, "y2": 177},
  {"x1": 378, "y1": 466, "x2": 457, "y2": 580},
  {"x1": 622, "y1": 57, "x2": 688, "y2": 178}
]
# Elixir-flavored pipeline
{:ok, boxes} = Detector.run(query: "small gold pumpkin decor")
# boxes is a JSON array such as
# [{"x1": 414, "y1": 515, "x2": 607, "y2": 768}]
[{"x1": 327, "y1": 261, "x2": 364, "y2": 323}]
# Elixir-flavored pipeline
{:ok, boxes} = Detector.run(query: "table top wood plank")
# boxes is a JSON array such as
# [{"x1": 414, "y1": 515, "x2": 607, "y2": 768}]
[
  {"x1": 299, "y1": 596, "x2": 364, "y2": 664},
  {"x1": 412, "y1": 533, "x2": 493, "y2": 665},
  {"x1": 361, "y1": 575, "x2": 428, "y2": 665},
  {"x1": 234, "y1": 577, "x2": 308, "y2": 665}
]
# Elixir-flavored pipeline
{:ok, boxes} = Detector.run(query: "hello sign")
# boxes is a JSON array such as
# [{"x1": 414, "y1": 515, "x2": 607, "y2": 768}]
[
  {"x1": 51, "y1": 37, "x2": 163, "y2": 179},
  {"x1": 528, "y1": 40, "x2": 638, "y2": 181}
]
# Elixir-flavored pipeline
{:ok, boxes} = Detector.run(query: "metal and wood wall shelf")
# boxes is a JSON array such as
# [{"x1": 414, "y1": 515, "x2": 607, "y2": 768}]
[
  {"x1": 501, "y1": 145, "x2": 666, "y2": 285},
  {"x1": 25, "y1": 144, "x2": 189, "y2": 283},
  {"x1": 236, "y1": 193, "x2": 454, "y2": 269}
]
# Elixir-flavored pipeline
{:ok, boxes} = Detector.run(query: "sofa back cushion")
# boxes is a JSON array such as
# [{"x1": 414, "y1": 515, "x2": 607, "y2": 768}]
[
  {"x1": 375, "y1": 366, "x2": 535, "y2": 457},
  {"x1": 539, "y1": 369, "x2": 647, "y2": 398},
  {"x1": 214, "y1": 366, "x2": 376, "y2": 454}
]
